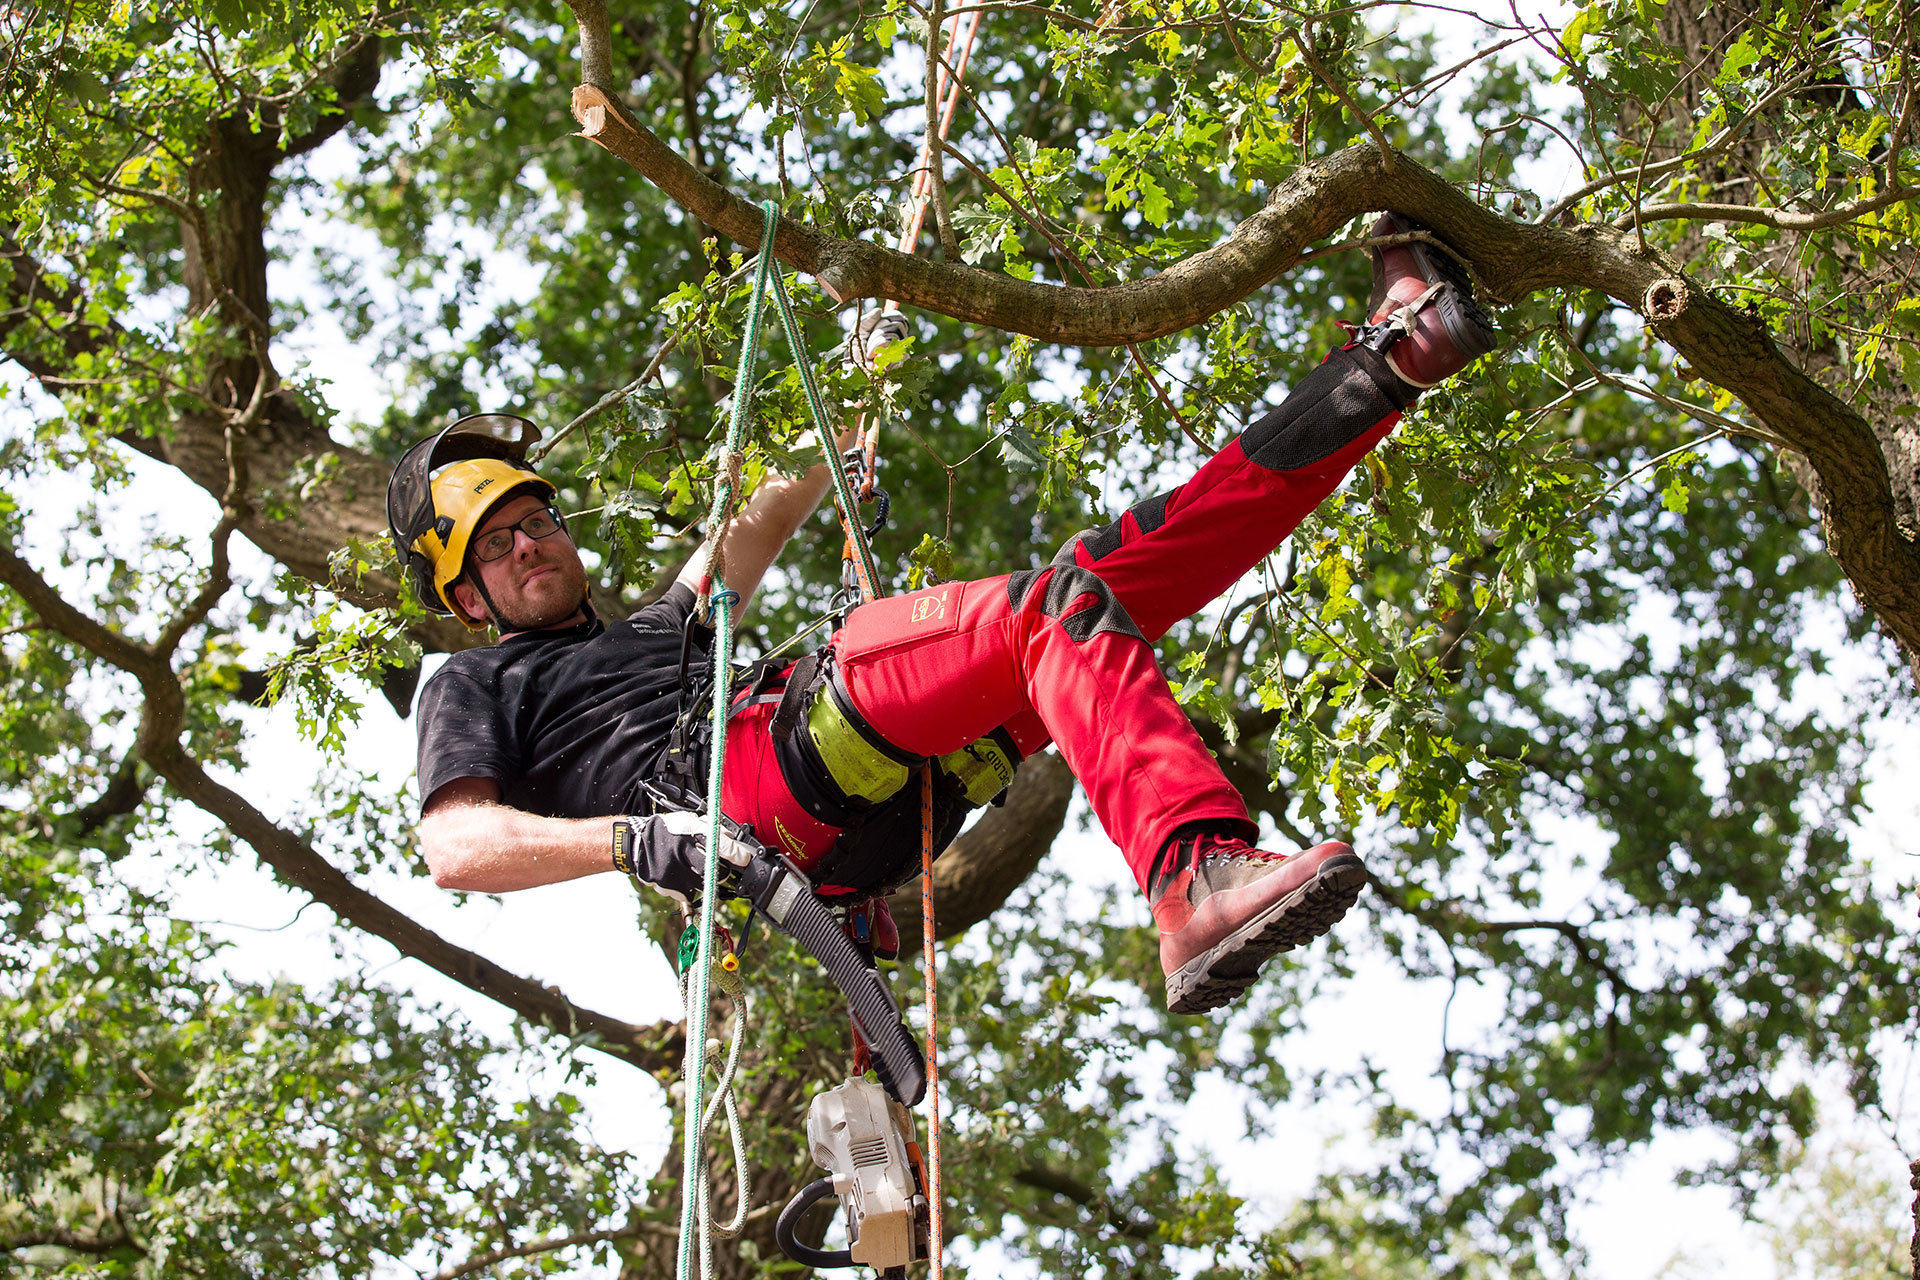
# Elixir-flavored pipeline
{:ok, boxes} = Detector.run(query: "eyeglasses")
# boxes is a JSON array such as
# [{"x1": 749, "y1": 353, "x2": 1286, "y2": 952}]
[{"x1": 472, "y1": 506, "x2": 567, "y2": 563}]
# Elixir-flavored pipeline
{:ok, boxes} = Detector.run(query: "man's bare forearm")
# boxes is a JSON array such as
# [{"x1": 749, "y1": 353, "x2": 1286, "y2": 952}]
[
  {"x1": 421, "y1": 785, "x2": 617, "y2": 893},
  {"x1": 677, "y1": 425, "x2": 862, "y2": 609}
]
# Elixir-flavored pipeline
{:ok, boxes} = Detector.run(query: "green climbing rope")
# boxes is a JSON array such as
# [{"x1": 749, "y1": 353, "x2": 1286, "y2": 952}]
[
  {"x1": 764, "y1": 263, "x2": 885, "y2": 600},
  {"x1": 676, "y1": 200, "x2": 778, "y2": 1280},
  {"x1": 674, "y1": 199, "x2": 895, "y2": 1280}
]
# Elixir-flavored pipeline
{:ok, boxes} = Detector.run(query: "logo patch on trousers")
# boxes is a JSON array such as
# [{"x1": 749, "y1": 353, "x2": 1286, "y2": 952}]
[{"x1": 910, "y1": 589, "x2": 949, "y2": 623}]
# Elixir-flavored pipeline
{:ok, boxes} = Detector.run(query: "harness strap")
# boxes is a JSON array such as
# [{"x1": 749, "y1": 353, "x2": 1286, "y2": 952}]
[{"x1": 771, "y1": 650, "x2": 821, "y2": 744}]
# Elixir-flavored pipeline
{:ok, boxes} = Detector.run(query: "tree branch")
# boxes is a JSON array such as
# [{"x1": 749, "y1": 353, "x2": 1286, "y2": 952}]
[
  {"x1": 1614, "y1": 183, "x2": 1920, "y2": 232},
  {"x1": 428, "y1": 1222, "x2": 659, "y2": 1280},
  {"x1": 567, "y1": 0, "x2": 617, "y2": 91},
  {"x1": 73, "y1": 752, "x2": 148, "y2": 836},
  {"x1": 563, "y1": 72, "x2": 1920, "y2": 681},
  {"x1": 0, "y1": 1227, "x2": 139, "y2": 1256},
  {"x1": 0, "y1": 536, "x2": 682, "y2": 1073},
  {"x1": 1291, "y1": 22, "x2": 1392, "y2": 161},
  {"x1": 279, "y1": 33, "x2": 383, "y2": 159},
  {"x1": 1012, "y1": 1165, "x2": 1155, "y2": 1239},
  {"x1": 1469, "y1": 917, "x2": 1641, "y2": 997}
]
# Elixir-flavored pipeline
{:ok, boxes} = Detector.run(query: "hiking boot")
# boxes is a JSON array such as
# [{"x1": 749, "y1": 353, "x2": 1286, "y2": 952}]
[
  {"x1": 1353, "y1": 212, "x2": 1498, "y2": 389},
  {"x1": 1150, "y1": 830, "x2": 1367, "y2": 1014}
]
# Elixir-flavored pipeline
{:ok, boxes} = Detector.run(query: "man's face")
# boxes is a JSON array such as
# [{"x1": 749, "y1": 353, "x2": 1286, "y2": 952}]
[{"x1": 451, "y1": 493, "x2": 590, "y2": 633}]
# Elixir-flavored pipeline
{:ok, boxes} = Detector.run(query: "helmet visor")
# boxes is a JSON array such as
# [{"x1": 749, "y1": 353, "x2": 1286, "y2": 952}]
[{"x1": 386, "y1": 413, "x2": 543, "y2": 556}]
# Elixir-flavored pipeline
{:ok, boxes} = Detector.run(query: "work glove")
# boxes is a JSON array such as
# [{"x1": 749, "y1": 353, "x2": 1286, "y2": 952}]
[
  {"x1": 613, "y1": 811, "x2": 764, "y2": 907},
  {"x1": 846, "y1": 307, "x2": 911, "y2": 374}
]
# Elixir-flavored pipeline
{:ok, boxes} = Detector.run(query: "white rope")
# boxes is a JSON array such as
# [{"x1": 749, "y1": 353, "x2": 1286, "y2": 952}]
[{"x1": 678, "y1": 956, "x2": 752, "y2": 1280}]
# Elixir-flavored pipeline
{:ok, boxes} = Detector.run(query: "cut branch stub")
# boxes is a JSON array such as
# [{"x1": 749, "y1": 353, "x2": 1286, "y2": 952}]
[{"x1": 1644, "y1": 277, "x2": 1688, "y2": 321}]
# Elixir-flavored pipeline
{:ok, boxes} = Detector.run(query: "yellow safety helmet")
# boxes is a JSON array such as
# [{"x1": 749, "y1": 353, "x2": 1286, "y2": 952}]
[{"x1": 386, "y1": 414, "x2": 556, "y2": 629}]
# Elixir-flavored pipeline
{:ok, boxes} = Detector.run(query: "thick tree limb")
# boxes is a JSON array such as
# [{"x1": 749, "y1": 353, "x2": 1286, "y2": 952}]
[
  {"x1": 0, "y1": 1228, "x2": 138, "y2": 1255},
  {"x1": 564, "y1": 63, "x2": 1920, "y2": 680},
  {"x1": 884, "y1": 749, "x2": 1075, "y2": 956},
  {"x1": 0, "y1": 537, "x2": 681, "y2": 1074}
]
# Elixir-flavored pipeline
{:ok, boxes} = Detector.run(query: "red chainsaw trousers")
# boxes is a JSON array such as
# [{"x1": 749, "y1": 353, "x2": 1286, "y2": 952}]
[{"x1": 720, "y1": 344, "x2": 1419, "y2": 890}]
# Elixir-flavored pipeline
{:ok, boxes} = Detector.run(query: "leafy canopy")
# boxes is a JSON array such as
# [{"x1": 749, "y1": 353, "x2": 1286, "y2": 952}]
[{"x1": 2, "y1": 0, "x2": 1916, "y2": 1275}]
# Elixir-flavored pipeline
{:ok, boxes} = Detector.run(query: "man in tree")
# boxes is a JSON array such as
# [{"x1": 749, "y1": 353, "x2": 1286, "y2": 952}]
[{"x1": 394, "y1": 215, "x2": 1496, "y2": 1014}]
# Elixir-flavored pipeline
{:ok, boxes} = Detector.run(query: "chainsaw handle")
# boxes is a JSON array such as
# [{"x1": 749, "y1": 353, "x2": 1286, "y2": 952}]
[
  {"x1": 775, "y1": 1178, "x2": 855, "y2": 1269},
  {"x1": 733, "y1": 849, "x2": 928, "y2": 1106}
]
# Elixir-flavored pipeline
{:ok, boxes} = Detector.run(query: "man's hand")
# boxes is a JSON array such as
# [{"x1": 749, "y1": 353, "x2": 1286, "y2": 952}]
[
  {"x1": 848, "y1": 307, "x2": 911, "y2": 373},
  {"x1": 654, "y1": 810, "x2": 761, "y2": 868},
  {"x1": 616, "y1": 810, "x2": 765, "y2": 906}
]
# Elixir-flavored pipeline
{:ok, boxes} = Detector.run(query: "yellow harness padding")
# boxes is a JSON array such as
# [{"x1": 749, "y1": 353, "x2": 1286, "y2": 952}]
[
  {"x1": 808, "y1": 688, "x2": 913, "y2": 805},
  {"x1": 938, "y1": 737, "x2": 1017, "y2": 807},
  {"x1": 804, "y1": 683, "x2": 1017, "y2": 810}
]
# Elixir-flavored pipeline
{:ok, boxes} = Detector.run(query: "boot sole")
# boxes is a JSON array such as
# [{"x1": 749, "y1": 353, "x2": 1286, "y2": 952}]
[
  {"x1": 1164, "y1": 854, "x2": 1367, "y2": 1014},
  {"x1": 1376, "y1": 214, "x2": 1499, "y2": 361}
]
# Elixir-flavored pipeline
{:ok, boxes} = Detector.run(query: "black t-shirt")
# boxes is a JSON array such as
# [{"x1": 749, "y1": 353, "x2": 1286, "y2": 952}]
[{"x1": 414, "y1": 583, "x2": 708, "y2": 818}]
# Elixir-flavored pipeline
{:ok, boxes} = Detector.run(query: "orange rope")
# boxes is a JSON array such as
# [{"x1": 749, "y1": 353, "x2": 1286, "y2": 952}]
[
  {"x1": 899, "y1": 10, "x2": 984, "y2": 254},
  {"x1": 834, "y1": 18, "x2": 979, "y2": 1269},
  {"x1": 919, "y1": 763, "x2": 944, "y2": 1280}
]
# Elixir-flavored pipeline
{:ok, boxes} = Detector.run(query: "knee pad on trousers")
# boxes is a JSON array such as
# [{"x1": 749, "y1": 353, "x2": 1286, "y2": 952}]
[
  {"x1": 1005, "y1": 564, "x2": 1146, "y2": 644},
  {"x1": 1240, "y1": 345, "x2": 1419, "y2": 472},
  {"x1": 1051, "y1": 486, "x2": 1170, "y2": 571}
]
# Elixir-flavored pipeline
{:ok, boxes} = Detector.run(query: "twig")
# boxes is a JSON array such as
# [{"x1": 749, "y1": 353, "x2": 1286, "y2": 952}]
[
  {"x1": 1536, "y1": 73, "x2": 1807, "y2": 224},
  {"x1": 1887, "y1": 50, "x2": 1915, "y2": 193},
  {"x1": 530, "y1": 327, "x2": 686, "y2": 464},
  {"x1": 1613, "y1": 182, "x2": 1920, "y2": 232},
  {"x1": 428, "y1": 1223, "x2": 660, "y2": 1280},
  {"x1": 1290, "y1": 22, "x2": 1393, "y2": 162},
  {"x1": 1626, "y1": 13, "x2": 1751, "y2": 254},
  {"x1": 1216, "y1": 0, "x2": 1265, "y2": 73},
  {"x1": 1380, "y1": 35, "x2": 1533, "y2": 114},
  {"x1": 924, "y1": 0, "x2": 961, "y2": 261}
]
